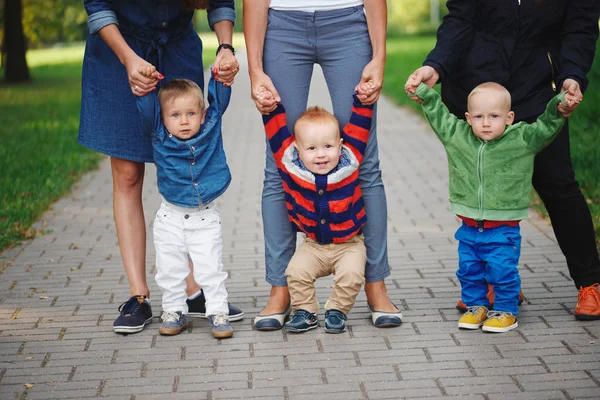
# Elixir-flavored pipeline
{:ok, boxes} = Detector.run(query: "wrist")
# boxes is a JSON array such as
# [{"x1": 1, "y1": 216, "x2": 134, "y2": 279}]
[{"x1": 216, "y1": 43, "x2": 235, "y2": 56}]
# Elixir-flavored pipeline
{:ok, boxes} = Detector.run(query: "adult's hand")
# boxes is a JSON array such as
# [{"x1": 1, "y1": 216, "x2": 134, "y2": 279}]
[
  {"x1": 124, "y1": 53, "x2": 161, "y2": 96},
  {"x1": 355, "y1": 59, "x2": 384, "y2": 105},
  {"x1": 404, "y1": 66, "x2": 440, "y2": 103},
  {"x1": 215, "y1": 49, "x2": 240, "y2": 86},
  {"x1": 250, "y1": 70, "x2": 281, "y2": 114},
  {"x1": 557, "y1": 78, "x2": 583, "y2": 118}
]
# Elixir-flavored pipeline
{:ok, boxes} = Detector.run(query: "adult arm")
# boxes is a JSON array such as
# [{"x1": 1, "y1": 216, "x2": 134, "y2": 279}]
[
  {"x1": 555, "y1": 0, "x2": 600, "y2": 117},
  {"x1": 208, "y1": 0, "x2": 239, "y2": 85},
  {"x1": 404, "y1": 0, "x2": 476, "y2": 99},
  {"x1": 84, "y1": 0, "x2": 160, "y2": 96},
  {"x1": 342, "y1": 96, "x2": 374, "y2": 163},
  {"x1": 355, "y1": 0, "x2": 387, "y2": 105},
  {"x1": 243, "y1": 0, "x2": 281, "y2": 114}
]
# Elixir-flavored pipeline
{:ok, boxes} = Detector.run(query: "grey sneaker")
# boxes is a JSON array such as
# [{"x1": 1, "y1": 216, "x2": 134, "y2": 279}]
[
  {"x1": 159, "y1": 311, "x2": 188, "y2": 336},
  {"x1": 208, "y1": 313, "x2": 233, "y2": 339}
]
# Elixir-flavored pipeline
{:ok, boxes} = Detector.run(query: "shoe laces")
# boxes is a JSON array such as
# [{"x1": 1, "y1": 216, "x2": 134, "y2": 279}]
[
  {"x1": 117, "y1": 296, "x2": 143, "y2": 316},
  {"x1": 161, "y1": 311, "x2": 181, "y2": 323},
  {"x1": 211, "y1": 312, "x2": 229, "y2": 326},
  {"x1": 579, "y1": 283, "x2": 600, "y2": 301},
  {"x1": 464, "y1": 306, "x2": 487, "y2": 315},
  {"x1": 486, "y1": 310, "x2": 514, "y2": 319}
]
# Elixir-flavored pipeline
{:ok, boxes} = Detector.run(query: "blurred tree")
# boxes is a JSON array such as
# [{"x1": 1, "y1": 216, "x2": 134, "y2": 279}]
[
  {"x1": 2, "y1": 0, "x2": 30, "y2": 82},
  {"x1": 388, "y1": 0, "x2": 447, "y2": 36},
  {"x1": 22, "y1": 0, "x2": 87, "y2": 48}
]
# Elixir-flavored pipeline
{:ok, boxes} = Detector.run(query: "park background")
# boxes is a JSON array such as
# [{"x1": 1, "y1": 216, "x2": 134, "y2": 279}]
[{"x1": 0, "y1": 0, "x2": 599, "y2": 254}]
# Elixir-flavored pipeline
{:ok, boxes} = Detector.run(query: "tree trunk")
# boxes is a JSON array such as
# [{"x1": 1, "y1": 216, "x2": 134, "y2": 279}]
[{"x1": 3, "y1": 0, "x2": 30, "y2": 82}]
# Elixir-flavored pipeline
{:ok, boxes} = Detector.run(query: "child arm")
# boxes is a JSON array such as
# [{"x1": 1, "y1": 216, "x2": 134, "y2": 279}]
[
  {"x1": 204, "y1": 69, "x2": 232, "y2": 123},
  {"x1": 341, "y1": 94, "x2": 374, "y2": 163},
  {"x1": 135, "y1": 65, "x2": 162, "y2": 138},
  {"x1": 262, "y1": 102, "x2": 294, "y2": 165},
  {"x1": 410, "y1": 83, "x2": 469, "y2": 144},
  {"x1": 520, "y1": 91, "x2": 568, "y2": 152}
]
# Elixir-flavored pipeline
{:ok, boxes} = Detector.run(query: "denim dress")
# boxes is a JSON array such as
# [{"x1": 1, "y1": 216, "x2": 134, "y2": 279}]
[{"x1": 79, "y1": 0, "x2": 235, "y2": 163}]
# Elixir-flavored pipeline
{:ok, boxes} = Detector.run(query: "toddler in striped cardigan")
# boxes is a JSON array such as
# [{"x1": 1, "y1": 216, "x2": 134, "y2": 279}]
[{"x1": 262, "y1": 94, "x2": 373, "y2": 334}]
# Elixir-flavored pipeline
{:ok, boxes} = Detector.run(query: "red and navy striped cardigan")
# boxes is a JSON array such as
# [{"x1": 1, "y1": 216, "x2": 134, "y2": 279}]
[{"x1": 263, "y1": 96, "x2": 373, "y2": 244}]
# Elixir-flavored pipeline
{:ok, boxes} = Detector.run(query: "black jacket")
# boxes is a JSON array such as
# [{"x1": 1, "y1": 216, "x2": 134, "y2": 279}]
[{"x1": 425, "y1": 0, "x2": 600, "y2": 121}]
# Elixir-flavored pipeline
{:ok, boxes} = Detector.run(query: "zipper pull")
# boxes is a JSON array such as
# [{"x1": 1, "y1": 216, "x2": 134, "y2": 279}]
[{"x1": 551, "y1": 81, "x2": 557, "y2": 92}]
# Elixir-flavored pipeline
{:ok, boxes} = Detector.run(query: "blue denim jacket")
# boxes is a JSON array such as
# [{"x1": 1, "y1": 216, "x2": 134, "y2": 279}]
[
  {"x1": 137, "y1": 76, "x2": 232, "y2": 207},
  {"x1": 84, "y1": 0, "x2": 235, "y2": 35}
]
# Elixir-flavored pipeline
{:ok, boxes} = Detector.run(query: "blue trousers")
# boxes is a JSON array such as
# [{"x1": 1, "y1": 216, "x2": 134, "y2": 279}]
[
  {"x1": 455, "y1": 223, "x2": 522, "y2": 315},
  {"x1": 261, "y1": 6, "x2": 390, "y2": 286}
]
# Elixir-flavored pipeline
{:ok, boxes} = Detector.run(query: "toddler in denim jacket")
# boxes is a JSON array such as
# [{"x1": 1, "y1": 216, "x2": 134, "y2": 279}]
[{"x1": 136, "y1": 65, "x2": 233, "y2": 339}]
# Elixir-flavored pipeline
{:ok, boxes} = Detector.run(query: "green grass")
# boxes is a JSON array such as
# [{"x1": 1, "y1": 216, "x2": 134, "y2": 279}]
[
  {"x1": 0, "y1": 60, "x2": 102, "y2": 251},
  {"x1": 384, "y1": 36, "x2": 600, "y2": 248},
  {"x1": 0, "y1": 34, "x2": 232, "y2": 253}
]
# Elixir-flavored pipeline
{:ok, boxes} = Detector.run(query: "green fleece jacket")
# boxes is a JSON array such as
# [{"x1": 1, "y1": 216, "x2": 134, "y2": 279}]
[{"x1": 414, "y1": 83, "x2": 567, "y2": 221}]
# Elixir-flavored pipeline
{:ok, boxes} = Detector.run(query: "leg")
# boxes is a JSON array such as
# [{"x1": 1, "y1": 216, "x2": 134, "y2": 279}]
[
  {"x1": 110, "y1": 157, "x2": 148, "y2": 297},
  {"x1": 187, "y1": 207, "x2": 229, "y2": 316},
  {"x1": 482, "y1": 226, "x2": 521, "y2": 315},
  {"x1": 258, "y1": 9, "x2": 317, "y2": 315},
  {"x1": 328, "y1": 236, "x2": 367, "y2": 314},
  {"x1": 317, "y1": 7, "x2": 395, "y2": 313},
  {"x1": 532, "y1": 122, "x2": 600, "y2": 288},
  {"x1": 285, "y1": 240, "x2": 329, "y2": 314},
  {"x1": 455, "y1": 224, "x2": 489, "y2": 308},
  {"x1": 153, "y1": 204, "x2": 190, "y2": 314}
]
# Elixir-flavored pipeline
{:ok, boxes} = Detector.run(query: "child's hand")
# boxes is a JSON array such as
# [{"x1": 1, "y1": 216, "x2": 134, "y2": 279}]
[{"x1": 557, "y1": 78, "x2": 583, "y2": 118}]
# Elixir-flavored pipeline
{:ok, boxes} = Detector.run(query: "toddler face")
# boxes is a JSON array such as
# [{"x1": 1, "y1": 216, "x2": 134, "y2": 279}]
[
  {"x1": 161, "y1": 94, "x2": 206, "y2": 140},
  {"x1": 294, "y1": 121, "x2": 343, "y2": 175},
  {"x1": 465, "y1": 89, "x2": 514, "y2": 141}
]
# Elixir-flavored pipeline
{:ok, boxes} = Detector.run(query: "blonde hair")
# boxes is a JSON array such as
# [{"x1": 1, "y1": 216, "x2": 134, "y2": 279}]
[
  {"x1": 467, "y1": 82, "x2": 512, "y2": 110},
  {"x1": 158, "y1": 79, "x2": 205, "y2": 110},
  {"x1": 294, "y1": 106, "x2": 339, "y2": 136}
]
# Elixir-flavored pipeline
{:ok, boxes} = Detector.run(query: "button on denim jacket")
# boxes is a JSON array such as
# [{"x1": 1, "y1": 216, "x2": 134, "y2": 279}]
[{"x1": 137, "y1": 76, "x2": 232, "y2": 208}]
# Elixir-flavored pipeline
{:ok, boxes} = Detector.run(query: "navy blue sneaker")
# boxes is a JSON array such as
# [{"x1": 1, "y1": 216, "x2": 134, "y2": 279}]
[
  {"x1": 159, "y1": 311, "x2": 188, "y2": 336},
  {"x1": 324, "y1": 309, "x2": 347, "y2": 334},
  {"x1": 284, "y1": 309, "x2": 318, "y2": 333},
  {"x1": 186, "y1": 290, "x2": 244, "y2": 321},
  {"x1": 113, "y1": 295, "x2": 153, "y2": 334}
]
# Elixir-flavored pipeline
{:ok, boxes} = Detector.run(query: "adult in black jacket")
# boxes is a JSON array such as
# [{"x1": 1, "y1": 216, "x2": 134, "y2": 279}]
[{"x1": 406, "y1": 0, "x2": 600, "y2": 320}]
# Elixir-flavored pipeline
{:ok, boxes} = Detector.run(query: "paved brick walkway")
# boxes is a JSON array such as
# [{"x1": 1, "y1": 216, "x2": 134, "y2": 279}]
[{"x1": 1, "y1": 59, "x2": 599, "y2": 400}]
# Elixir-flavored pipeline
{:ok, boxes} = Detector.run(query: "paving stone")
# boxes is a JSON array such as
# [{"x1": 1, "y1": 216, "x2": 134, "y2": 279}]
[{"x1": 1, "y1": 55, "x2": 598, "y2": 400}]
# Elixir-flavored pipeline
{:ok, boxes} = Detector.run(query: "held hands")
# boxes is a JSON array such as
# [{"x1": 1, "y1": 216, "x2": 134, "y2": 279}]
[
  {"x1": 404, "y1": 66, "x2": 440, "y2": 103},
  {"x1": 557, "y1": 78, "x2": 583, "y2": 118},
  {"x1": 355, "y1": 59, "x2": 384, "y2": 105},
  {"x1": 250, "y1": 70, "x2": 281, "y2": 114},
  {"x1": 214, "y1": 48, "x2": 239, "y2": 86},
  {"x1": 126, "y1": 54, "x2": 163, "y2": 96}
]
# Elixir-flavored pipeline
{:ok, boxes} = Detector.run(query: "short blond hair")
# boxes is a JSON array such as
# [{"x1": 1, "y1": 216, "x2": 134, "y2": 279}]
[
  {"x1": 158, "y1": 79, "x2": 205, "y2": 110},
  {"x1": 294, "y1": 106, "x2": 339, "y2": 136},
  {"x1": 467, "y1": 82, "x2": 512, "y2": 110}
]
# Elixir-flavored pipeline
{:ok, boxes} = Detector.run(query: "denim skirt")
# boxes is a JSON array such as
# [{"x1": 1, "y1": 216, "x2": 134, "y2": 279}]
[{"x1": 78, "y1": 23, "x2": 205, "y2": 163}]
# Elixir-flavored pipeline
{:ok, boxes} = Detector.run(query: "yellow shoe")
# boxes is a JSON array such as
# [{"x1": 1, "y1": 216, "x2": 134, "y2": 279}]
[
  {"x1": 482, "y1": 311, "x2": 518, "y2": 333},
  {"x1": 458, "y1": 306, "x2": 488, "y2": 329}
]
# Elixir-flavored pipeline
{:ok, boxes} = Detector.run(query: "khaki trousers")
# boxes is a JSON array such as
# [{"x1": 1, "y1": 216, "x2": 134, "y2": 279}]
[{"x1": 285, "y1": 234, "x2": 366, "y2": 315}]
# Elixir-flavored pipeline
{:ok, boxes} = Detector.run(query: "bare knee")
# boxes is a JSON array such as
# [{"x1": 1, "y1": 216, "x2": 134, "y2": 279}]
[{"x1": 111, "y1": 157, "x2": 145, "y2": 193}]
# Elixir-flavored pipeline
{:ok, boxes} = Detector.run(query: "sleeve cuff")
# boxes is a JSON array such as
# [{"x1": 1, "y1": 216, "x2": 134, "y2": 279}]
[
  {"x1": 207, "y1": 7, "x2": 236, "y2": 31},
  {"x1": 88, "y1": 10, "x2": 118, "y2": 35}
]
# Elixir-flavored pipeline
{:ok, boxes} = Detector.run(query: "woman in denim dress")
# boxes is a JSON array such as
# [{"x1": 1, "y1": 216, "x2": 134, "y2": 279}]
[
  {"x1": 244, "y1": 0, "x2": 404, "y2": 330},
  {"x1": 79, "y1": 0, "x2": 242, "y2": 333}
]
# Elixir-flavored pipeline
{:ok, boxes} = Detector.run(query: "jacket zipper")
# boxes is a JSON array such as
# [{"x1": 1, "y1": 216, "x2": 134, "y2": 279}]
[
  {"x1": 547, "y1": 52, "x2": 557, "y2": 92},
  {"x1": 477, "y1": 141, "x2": 487, "y2": 221}
]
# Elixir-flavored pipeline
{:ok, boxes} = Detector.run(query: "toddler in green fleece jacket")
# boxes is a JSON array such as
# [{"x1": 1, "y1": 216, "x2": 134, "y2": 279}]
[{"x1": 410, "y1": 82, "x2": 571, "y2": 333}]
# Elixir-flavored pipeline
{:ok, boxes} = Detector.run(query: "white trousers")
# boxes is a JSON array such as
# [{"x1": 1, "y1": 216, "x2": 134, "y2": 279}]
[{"x1": 153, "y1": 201, "x2": 229, "y2": 315}]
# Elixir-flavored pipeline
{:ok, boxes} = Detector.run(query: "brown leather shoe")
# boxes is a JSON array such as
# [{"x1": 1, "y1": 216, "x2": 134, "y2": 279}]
[
  {"x1": 574, "y1": 283, "x2": 600, "y2": 321},
  {"x1": 456, "y1": 285, "x2": 524, "y2": 313}
]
